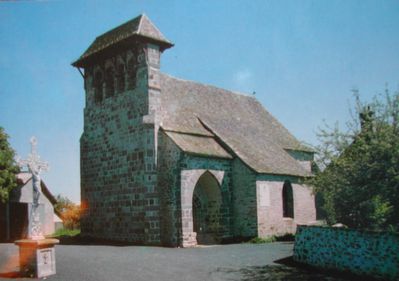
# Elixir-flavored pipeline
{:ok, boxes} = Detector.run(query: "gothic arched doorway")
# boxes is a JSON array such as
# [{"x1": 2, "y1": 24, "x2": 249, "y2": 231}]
[{"x1": 192, "y1": 171, "x2": 222, "y2": 245}]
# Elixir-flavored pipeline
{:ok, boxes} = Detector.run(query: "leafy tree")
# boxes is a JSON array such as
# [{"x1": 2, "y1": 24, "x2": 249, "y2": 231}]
[
  {"x1": 54, "y1": 194, "x2": 75, "y2": 214},
  {"x1": 0, "y1": 127, "x2": 19, "y2": 203},
  {"x1": 311, "y1": 89, "x2": 399, "y2": 231},
  {"x1": 54, "y1": 194, "x2": 81, "y2": 230}
]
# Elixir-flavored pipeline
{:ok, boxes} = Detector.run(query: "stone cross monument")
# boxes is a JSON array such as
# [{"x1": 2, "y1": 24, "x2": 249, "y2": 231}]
[
  {"x1": 17, "y1": 136, "x2": 49, "y2": 240},
  {"x1": 15, "y1": 137, "x2": 58, "y2": 278}
]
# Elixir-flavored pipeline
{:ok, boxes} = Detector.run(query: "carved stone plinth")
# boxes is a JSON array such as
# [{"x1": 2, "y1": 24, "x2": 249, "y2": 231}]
[
  {"x1": 182, "y1": 231, "x2": 197, "y2": 247},
  {"x1": 15, "y1": 238, "x2": 59, "y2": 278}
]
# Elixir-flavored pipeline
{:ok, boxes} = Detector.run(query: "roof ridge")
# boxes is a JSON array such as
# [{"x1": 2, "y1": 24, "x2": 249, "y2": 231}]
[
  {"x1": 140, "y1": 14, "x2": 171, "y2": 43},
  {"x1": 95, "y1": 14, "x2": 142, "y2": 41},
  {"x1": 137, "y1": 14, "x2": 144, "y2": 35}
]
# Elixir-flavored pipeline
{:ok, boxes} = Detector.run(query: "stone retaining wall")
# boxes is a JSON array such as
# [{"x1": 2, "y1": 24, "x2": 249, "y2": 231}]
[{"x1": 293, "y1": 225, "x2": 399, "y2": 280}]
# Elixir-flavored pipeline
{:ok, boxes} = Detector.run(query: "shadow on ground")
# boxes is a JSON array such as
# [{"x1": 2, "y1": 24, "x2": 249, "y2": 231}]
[
  {"x1": 211, "y1": 257, "x2": 385, "y2": 281},
  {"x1": 51, "y1": 235, "x2": 138, "y2": 246}
]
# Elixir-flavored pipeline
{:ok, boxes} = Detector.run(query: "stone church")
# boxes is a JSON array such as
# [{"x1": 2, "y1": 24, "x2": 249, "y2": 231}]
[{"x1": 72, "y1": 14, "x2": 316, "y2": 247}]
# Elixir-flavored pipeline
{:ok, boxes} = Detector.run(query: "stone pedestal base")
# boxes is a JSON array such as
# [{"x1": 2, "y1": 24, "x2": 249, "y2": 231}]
[
  {"x1": 15, "y1": 238, "x2": 59, "y2": 278},
  {"x1": 182, "y1": 232, "x2": 197, "y2": 247}
]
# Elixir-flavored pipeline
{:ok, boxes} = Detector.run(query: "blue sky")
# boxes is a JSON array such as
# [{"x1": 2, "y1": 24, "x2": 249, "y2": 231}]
[{"x1": 1, "y1": 0, "x2": 398, "y2": 203}]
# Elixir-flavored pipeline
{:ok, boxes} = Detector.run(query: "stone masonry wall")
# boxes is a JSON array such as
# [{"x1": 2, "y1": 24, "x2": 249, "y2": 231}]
[
  {"x1": 158, "y1": 130, "x2": 233, "y2": 246},
  {"x1": 257, "y1": 180, "x2": 292, "y2": 237},
  {"x1": 256, "y1": 175, "x2": 316, "y2": 237},
  {"x1": 180, "y1": 154, "x2": 232, "y2": 246},
  {"x1": 157, "y1": 130, "x2": 183, "y2": 246},
  {"x1": 231, "y1": 159, "x2": 257, "y2": 238},
  {"x1": 291, "y1": 183, "x2": 316, "y2": 225},
  {"x1": 294, "y1": 226, "x2": 399, "y2": 280},
  {"x1": 81, "y1": 43, "x2": 162, "y2": 244}
]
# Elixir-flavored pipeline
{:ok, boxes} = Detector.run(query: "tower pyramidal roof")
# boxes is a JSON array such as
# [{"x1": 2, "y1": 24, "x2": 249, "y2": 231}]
[{"x1": 72, "y1": 14, "x2": 173, "y2": 67}]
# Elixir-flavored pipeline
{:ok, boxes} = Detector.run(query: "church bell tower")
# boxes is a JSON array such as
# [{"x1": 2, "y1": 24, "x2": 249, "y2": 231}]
[{"x1": 72, "y1": 14, "x2": 173, "y2": 244}]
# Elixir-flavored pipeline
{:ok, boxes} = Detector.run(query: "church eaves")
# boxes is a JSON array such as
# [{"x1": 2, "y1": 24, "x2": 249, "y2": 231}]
[{"x1": 72, "y1": 14, "x2": 173, "y2": 67}]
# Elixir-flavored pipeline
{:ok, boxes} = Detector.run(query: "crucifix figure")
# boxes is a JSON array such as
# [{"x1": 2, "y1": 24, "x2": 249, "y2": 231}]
[{"x1": 17, "y1": 137, "x2": 49, "y2": 240}]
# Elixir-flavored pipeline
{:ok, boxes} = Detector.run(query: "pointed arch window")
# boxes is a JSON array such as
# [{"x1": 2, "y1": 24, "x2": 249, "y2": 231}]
[{"x1": 282, "y1": 181, "x2": 294, "y2": 218}]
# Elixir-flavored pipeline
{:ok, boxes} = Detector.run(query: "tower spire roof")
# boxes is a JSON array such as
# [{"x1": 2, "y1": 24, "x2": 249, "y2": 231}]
[{"x1": 72, "y1": 14, "x2": 173, "y2": 67}]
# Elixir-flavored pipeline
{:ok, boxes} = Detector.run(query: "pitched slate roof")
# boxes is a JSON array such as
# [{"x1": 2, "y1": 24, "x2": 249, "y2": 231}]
[
  {"x1": 160, "y1": 73, "x2": 313, "y2": 177},
  {"x1": 164, "y1": 131, "x2": 232, "y2": 159},
  {"x1": 72, "y1": 14, "x2": 173, "y2": 67}
]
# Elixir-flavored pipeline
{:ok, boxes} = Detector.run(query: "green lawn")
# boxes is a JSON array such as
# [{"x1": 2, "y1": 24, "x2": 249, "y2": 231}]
[{"x1": 49, "y1": 228, "x2": 81, "y2": 238}]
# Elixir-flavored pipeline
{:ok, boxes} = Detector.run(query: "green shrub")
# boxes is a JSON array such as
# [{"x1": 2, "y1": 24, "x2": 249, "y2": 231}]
[
  {"x1": 248, "y1": 236, "x2": 276, "y2": 244},
  {"x1": 50, "y1": 228, "x2": 80, "y2": 238}
]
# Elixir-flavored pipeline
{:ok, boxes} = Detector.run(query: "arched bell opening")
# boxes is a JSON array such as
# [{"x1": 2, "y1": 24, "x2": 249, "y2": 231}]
[
  {"x1": 115, "y1": 63, "x2": 126, "y2": 93},
  {"x1": 192, "y1": 171, "x2": 222, "y2": 245},
  {"x1": 105, "y1": 66, "x2": 115, "y2": 98},
  {"x1": 93, "y1": 70, "x2": 103, "y2": 104}
]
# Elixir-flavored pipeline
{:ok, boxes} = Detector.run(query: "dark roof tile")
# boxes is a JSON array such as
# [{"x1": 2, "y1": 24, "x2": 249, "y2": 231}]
[
  {"x1": 165, "y1": 131, "x2": 233, "y2": 159},
  {"x1": 160, "y1": 73, "x2": 312, "y2": 177},
  {"x1": 72, "y1": 14, "x2": 173, "y2": 67}
]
